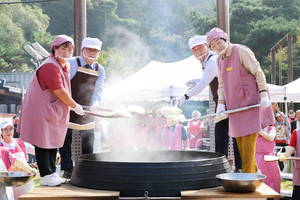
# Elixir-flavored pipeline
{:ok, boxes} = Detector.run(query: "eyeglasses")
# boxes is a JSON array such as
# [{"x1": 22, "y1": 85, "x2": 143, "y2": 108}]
[
  {"x1": 2, "y1": 128, "x2": 14, "y2": 133},
  {"x1": 84, "y1": 48, "x2": 100, "y2": 54}
]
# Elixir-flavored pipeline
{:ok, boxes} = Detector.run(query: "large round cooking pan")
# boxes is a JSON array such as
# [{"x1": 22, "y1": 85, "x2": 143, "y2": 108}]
[{"x1": 70, "y1": 151, "x2": 231, "y2": 197}]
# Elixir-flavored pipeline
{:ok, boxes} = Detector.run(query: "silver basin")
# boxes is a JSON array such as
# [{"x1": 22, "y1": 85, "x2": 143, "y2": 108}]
[
  {"x1": 0, "y1": 171, "x2": 33, "y2": 187},
  {"x1": 216, "y1": 173, "x2": 266, "y2": 193}
]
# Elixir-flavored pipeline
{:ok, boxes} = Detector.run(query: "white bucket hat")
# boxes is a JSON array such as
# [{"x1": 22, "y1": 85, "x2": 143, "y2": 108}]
[
  {"x1": 81, "y1": 37, "x2": 102, "y2": 50},
  {"x1": 189, "y1": 35, "x2": 207, "y2": 49}
]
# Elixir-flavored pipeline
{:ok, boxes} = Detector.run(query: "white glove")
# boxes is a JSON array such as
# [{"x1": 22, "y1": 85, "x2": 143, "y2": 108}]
[
  {"x1": 176, "y1": 95, "x2": 186, "y2": 106},
  {"x1": 186, "y1": 79, "x2": 200, "y2": 87},
  {"x1": 190, "y1": 134, "x2": 196, "y2": 140},
  {"x1": 14, "y1": 158, "x2": 37, "y2": 176},
  {"x1": 72, "y1": 104, "x2": 84, "y2": 115},
  {"x1": 260, "y1": 97, "x2": 271, "y2": 108},
  {"x1": 279, "y1": 146, "x2": 295, "y2": 161},
  {"x1": 216, "y1": 104, "x2": 226, "y2": 116},
  {"x1": 90, "y1": 103, "x2": 99, "y2": 113}
]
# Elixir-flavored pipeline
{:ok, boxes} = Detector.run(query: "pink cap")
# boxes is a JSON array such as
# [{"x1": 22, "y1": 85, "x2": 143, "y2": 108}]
[
  {"x1": 206, "y1": 27, "x2": 228, "y2": 46},
  {"x1": 51, "y1": 35, "x2": 74, "y2": 53}
]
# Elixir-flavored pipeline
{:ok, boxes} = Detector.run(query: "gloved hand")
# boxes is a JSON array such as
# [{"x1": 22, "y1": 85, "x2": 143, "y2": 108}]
[
  {"x1": 186, "y1": 79, "x2": 200, "y2": 87},
  {"x1": 260, "y1": 97, "x2": 271, "y2": 108},
  {"x1": 90, "y1": 103, "x2": 99, "y2": 113},
  {"x1": 190, "y1": 134, "x2": 196, "y2": 140},
  {"x1": 72, "y1": 104, "x2": 84, "y2": 115},
  {"x1": 279, "y1": 146, "x2": 295, "y2": 161},
  {"x1": 14, "y1": 158, "x2": 38, "y2": 176},
  {"x1": 176, "y1": 95, "x2": 186, "y2": 106},
  {"x1": 258, "y1": 131, "x2": 273, "y2": 141},
  {"x1": 185, "y1": 147, "x2": 190, "y2": 151},
  {"x1": 216, "y1": 104, "x2": 226, "y2": 116}
]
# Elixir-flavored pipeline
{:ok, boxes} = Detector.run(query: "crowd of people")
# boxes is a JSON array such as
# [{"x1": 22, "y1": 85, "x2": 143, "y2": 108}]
[{"x1": 0, "y1": 28, "x2": 299, "y2": 200}]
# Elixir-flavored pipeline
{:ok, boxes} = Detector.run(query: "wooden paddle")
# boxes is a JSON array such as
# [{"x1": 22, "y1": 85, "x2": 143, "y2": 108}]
[{"x1": 264, "y1": 155, "x2": 300, "y2": 162}]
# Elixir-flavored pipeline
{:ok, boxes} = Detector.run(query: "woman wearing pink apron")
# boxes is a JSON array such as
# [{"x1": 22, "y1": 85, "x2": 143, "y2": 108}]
[
  {"x1": 17, "y1": 35, "x2": 84, "y2": 187},
  {"x1": 0, "y1": 145, "x2": 36, "y2": 200},
  {"x1": 206, "y1": 27, "x2": 274, "y2": 173},
  {"x1": 0, "y1": 147, "x2": 15, "y2": 200},
  {"x1": 151, "y1": 109, "x2": 166, "y2": 150},
  {"x1": 187, "y1": 111, "x2": 204, "y2": 149},
  {"x1": 135, "y1": 115, "x2": 151, "y2": 151},
  {"x1": 256, "y1": 125, "x2": 280, "y2": 200},
  {"x1": 1, "y1": 121, "x2": 35, "y2": 199},
  {"x1": 280, "y1": 129, "x2": 300, "y2": 200}
]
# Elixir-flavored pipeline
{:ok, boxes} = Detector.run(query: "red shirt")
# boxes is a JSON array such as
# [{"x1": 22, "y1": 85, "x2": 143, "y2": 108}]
[
  {"x1": 290, "y1": 129, "x2": 298, "y2": 148},
  {"x1": 37, "y1": 63, "x2": 69, "y2": 91}
]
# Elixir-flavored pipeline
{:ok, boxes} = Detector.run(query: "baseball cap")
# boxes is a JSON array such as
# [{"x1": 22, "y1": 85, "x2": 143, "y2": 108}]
[
  {"x1": 81, "y1": 37, "x2": 102, "y2": 50},
  {"x1": 1, "y1": 121, "x2": 14, "y2": 129}
]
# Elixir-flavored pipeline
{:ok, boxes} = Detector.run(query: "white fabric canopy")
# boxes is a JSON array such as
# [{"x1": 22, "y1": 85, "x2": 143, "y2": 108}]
[
  {"x1": 102, "y1": 56, "x2": 208, "y2": 102},
  {"x1": 284, "y1": 77, "x2": 300, "y2": 102},
  {"x1": 101, "y1": 55, "x2": 287, "y2": 103}
]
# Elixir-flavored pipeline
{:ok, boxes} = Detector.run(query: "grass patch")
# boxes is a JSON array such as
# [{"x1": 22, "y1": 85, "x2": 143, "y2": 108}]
[{"x1": 281, "y1": 180, "x2": 293, "y2": 191}]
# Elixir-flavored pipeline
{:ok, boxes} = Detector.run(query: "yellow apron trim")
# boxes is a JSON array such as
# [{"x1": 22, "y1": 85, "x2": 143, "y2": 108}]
[{"x1": 226, "y1": 67, "x2": 233, "y2": 71}]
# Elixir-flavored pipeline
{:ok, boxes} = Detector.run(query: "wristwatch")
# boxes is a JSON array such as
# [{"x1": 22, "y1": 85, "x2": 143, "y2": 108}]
[{"x1": 184, "y1": 94, "x2": 189, "y2": 100}]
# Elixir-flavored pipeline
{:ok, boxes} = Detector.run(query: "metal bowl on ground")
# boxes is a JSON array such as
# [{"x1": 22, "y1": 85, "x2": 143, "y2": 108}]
[
  {"x1": 0, "y1": 171, "x2": 33, "y2": 187},
  {"x1": 216, "y1": 173, "x2": 266, "y2": 193},
  {"x1": 70, "y1": 151, "x2": 231, "y2": 197}
]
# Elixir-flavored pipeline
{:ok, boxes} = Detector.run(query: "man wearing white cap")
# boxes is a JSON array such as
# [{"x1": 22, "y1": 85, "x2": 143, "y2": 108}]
[
  {"x1": 59, "y1": 37, "x2": 105, "y2": 178},
  {"x1": 176, "y1": 35, "x2": 241, "y2": 172}
]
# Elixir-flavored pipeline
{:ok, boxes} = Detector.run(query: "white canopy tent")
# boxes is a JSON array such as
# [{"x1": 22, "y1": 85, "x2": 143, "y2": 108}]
[
  {"x1": 102, "y1": 56, "x2": 208, "y2": 102},
  {"x1": 101, "y1": 55, "x2": 287, "y2": 104},
  {"x1": 284, "y1": 77, "x2": 300, "y2": 102}
]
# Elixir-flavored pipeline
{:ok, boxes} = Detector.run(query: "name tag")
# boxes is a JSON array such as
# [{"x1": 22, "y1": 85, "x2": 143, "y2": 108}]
[{"x1": 226, "y1": 67, "x2": 233, "y2": 71}]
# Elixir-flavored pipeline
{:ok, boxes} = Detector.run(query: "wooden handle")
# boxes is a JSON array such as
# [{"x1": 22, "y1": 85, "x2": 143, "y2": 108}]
[{"x1": 264, "y1": 155, "x2": 300, "y2": 162}]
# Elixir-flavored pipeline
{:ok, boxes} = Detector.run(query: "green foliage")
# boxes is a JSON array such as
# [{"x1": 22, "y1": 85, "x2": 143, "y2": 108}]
[
  {"x1": 0, "y1": 1, "x2": 51, "y2": 72},
  {"x1": 97, "y1": 47, "x2": 137, "y2": 86}
]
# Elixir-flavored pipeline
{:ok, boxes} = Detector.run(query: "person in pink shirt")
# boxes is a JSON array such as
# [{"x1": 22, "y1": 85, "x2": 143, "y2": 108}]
[
  {"x1": 256, "y1": 125, "x2": 280, "y2": 200},
  {"x1": 135, "y1": 115, "x2": 151, "y2": 151},
  {"x1": 17, "y1": 35, "x2": 84, "y2": 187},
  {"x1": 150, "y1": 109, "x2": 166, "y2": 150},
  {"x1": 206, "y1": 27, "x2": 274, "y2": 173},
  {"x1": 280, "y1": 128, "x2": 300, "y2": 200},
  {"x1": 187, "y1": 111, "x2": 204, "y2": 149}
]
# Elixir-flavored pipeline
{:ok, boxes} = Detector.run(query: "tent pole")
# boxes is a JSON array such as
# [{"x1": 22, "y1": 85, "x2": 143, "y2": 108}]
[{"x1": 284, "y1": 87, "x2": 288, "y2": 115}]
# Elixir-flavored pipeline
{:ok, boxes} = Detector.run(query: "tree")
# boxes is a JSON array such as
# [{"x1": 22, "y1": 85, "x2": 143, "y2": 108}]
[{"x1": 0, "y1": 2, "x2": 50, "y2": 72}]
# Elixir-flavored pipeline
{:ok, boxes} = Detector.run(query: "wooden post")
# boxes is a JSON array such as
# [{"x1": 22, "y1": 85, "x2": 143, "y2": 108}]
[
  {"x1": 216, "y1": 0, "x2": 230, "y2": 39},
  {"x1": 287, "y1": 34, "x2": 293, "y2": 111},
  {"x1": 271, "y1": 49, "x2": 276, "y2": 85},
  {"x1": 74, "y1": 0, "x2": 86, "y2": 56}
]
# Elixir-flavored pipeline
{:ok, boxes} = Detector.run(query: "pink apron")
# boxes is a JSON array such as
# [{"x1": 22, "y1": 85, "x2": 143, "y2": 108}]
[
  {"x1": 152, "y1": 118, "x2": 166, "y2": 150},
  {"x1": 135, "y1": 124, "x2": 151, "y2": 151},
  {"x1": 293, "y1": 129, "x2": 300, "y2": 186},
  {"x1": 217, "y1": 45, "x2": 261, "y2": 137},
  {"x1": 256, "y1": 126, "x2": 280, "y2": 199},
  {"x1": 0, "y1": 139, "x2": 27, "y2": 161},
  {"x1": 188, "y1": 121, "x2": 203, "y2": 148},
  {"x1": 18, "y1": 56, "x2": 71, "y2": 148},
  {"x1": 109, "y1": 120, "x2": 126, "y2": 151},
  {"x1": 161, "y1": 125, "x2": 182, "y2": 150}
]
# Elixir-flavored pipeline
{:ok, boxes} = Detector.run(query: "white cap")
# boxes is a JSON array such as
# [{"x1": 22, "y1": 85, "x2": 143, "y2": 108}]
[
  {"x1": 189, "y1": 35, "x2": 206, "y2": 49},
  {"x1": 0, "y1": 121, "x2": 13, "y2": 129},
  {"x1": 81, "y1": 37, "x2": 102, "y2": 50}
]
